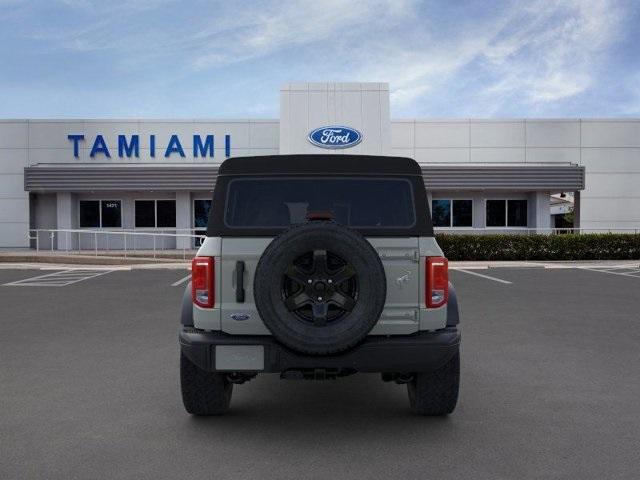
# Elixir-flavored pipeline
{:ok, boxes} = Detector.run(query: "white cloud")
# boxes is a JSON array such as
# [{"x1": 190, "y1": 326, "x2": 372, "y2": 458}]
[
  {"x1": 380, "y1": 0, "x2": 624, "y2": 112},
  {"x1": 483, "y1": 0, "x2": 622, "y2": 105},
  {"x1": 8, "y1": 0, "x2": 630, "y2": 116},
  {"x1": 20, "y1": 0, "x2": 413, "y2": 71},
  {"x1": 188, "y1": 0, "x2": 414, "y2": 70}
]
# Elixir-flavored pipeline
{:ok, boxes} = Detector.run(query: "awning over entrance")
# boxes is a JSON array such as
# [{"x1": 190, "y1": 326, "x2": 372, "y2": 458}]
[
  {"x1": 24, "y1": 163, "x2": 585, "y2": 193},
  {"x1": 421, "y1": 164, "x2": 585, "y2": 191},
  {"x1": 24, "y1": 165, "x2": 221, "y2": 192}
]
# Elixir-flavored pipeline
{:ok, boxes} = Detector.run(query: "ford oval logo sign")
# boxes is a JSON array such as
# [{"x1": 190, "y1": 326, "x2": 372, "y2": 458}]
[{"x1": 308, "y1": 126, "x2": 362, "y2": 149}]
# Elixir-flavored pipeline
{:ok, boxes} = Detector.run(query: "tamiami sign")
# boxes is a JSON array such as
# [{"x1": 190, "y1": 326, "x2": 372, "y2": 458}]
[{"x1": 67, "y1": 134, "x2": 232, "y2": 158}]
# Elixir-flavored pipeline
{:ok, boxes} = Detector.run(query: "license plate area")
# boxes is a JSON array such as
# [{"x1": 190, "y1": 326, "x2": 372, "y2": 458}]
[{"x1": 215, "y1": 345, "x2": 264, "y2": 371}]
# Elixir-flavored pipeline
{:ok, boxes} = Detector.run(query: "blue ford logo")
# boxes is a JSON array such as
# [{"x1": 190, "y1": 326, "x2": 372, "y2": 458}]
[
  {"x1": 308, "y1": 126, "x2": 362, "y2": 149},
  {"x1": 230, "y1": 313, "x2": 251, "y2": 321}
]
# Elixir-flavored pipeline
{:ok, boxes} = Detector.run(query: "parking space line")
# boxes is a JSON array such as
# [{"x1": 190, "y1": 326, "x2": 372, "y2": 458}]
[
  {"x1": 592, "y1": 265, "x2": 639, "y2": 273},
  {"x1": 172, "y1": 274, "x2": 191, "y2": 286},
  {"x1": 579, "y1": 267, "x2": 640, "y2": 279},
  {"x1": 57, "y1": 271, "x2": 113, "y2": 285},
  {"x1": 3, "y1": 269, "x2": 116, "y2": 287},
  {"x1": 452, "y1": 268, "x2": 513, "y2": 284},
  {"x1": 39, "y1": 266, "x2": 131, "y2": 271},
  {"x1": 4, "y1": 270, "x2": 74, "y2": 283}
]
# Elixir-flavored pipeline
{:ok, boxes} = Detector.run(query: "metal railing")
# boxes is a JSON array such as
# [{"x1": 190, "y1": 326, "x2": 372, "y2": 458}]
[
  {"x1": 27, "y1": 228, "x2": 206, "y2": 259},
  {"x1": 27, "y1": 227, "x2": 640, "y2": 258}
]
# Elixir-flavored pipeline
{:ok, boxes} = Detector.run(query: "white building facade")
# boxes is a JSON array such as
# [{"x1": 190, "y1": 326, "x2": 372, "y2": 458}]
[{"x1": 1, "y1": 82, "x2": 638, "y2": 249}]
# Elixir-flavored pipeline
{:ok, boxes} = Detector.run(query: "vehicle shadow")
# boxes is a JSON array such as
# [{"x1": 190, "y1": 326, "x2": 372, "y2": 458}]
[{"x1": 183, "y1": 373, "x2": 455, "y2": 439}]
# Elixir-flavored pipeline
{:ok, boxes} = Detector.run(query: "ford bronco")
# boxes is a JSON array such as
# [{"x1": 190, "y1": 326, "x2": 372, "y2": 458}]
[{"x1": 179, "y1": 155, "x2": 460, "y2": 415}]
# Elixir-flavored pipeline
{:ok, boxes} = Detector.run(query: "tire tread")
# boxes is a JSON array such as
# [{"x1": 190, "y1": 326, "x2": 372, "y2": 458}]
[
  {"x1": 408, "y1": 351, "x2": 460, "y2": 415},
  {"x1": 180, "y1": 353, "x2": 233, "y2": 415}
]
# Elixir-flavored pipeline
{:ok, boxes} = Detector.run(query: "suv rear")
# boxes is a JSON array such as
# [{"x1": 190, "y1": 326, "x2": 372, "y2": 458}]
[{"x1": 179, "y1": 155, "x2": 460, "y2": 415}]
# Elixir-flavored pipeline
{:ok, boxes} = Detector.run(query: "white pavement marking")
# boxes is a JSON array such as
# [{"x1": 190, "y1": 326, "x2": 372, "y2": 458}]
[
  {"x1": 39, "y1": 266, "x2": 131, "y2": 271},
  {"x1": 578, "y1": 267, "x2": 640, "y2": 279},
  {"x1": 3, "y1": 269, "x2": 116, "y2": 287},
  {"x1": 452, "y1": 268, "x2": 513, "y2": 284},
  {"x1": 172, "y1": 274, "x2": 191, "y2": 287}
]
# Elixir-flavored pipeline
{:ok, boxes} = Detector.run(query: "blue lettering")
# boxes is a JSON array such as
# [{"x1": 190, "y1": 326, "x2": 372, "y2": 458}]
[
  {"x1": 150, "y1": 135, "x2": 155, "y2": 158},
  {"x1": 69, "y1": 133, "x2": 231, "y2": 159},
  {"x1": 67, "y1": 134, "x2": 84, "y2": 158},
  {"x1": 164, "y1": 134, "x2": 185, "y2": 157},
  {"x1": 90, "y1": 135, "x2": 111, "y2": 158},
  {"x1": 118, "y1": 135, "x2": 139, "y2": 157},
  {"x1": 193, "y1": 134, "x2": 214, "y2": 157}
]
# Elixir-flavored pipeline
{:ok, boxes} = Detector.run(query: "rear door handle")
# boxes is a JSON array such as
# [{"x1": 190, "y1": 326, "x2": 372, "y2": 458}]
[
  {"x1": 377, "y1": 249, "x2": 419, "y2": 262},
  {"x1": 235, "y1": 261, "x2": 245, "y2": 303}
]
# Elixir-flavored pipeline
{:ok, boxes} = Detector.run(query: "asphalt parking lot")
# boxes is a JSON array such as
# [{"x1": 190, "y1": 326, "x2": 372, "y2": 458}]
[{"x1": 1, "y1": 265, "x2": 639, "y2": 479}]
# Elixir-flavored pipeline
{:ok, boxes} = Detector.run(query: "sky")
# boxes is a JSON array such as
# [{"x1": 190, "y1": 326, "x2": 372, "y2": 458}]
[{"x1": 0, "y1": 0, "x2": 638, "y2": 119}]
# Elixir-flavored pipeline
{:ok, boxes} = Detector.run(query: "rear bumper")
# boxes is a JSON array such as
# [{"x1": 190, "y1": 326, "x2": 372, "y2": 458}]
[{"x1": 179, "y1": 327, "x2": 460, "y2": 374}]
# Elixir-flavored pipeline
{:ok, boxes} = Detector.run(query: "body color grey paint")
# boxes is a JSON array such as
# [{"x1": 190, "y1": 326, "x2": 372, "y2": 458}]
[{"x1": 193, "y1": 235, "x2": 448, "y2": 334}]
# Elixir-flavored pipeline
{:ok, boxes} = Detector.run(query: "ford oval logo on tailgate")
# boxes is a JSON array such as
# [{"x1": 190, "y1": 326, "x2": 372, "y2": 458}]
[
  {"x1": 230, "y1": 313, "x2": 250, "y2": 321},
  {"x1": 308, "y1": 126, "x2": 362, "y2": 149}
]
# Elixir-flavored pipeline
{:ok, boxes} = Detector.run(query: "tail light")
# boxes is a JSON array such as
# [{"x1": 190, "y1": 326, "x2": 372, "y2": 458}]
[
  {"x1": 192, "y1": 256, "x2": 215, "y2": 308},
  {"x1": 426, "y1": 256, "x2": 448, "y2": 308}
]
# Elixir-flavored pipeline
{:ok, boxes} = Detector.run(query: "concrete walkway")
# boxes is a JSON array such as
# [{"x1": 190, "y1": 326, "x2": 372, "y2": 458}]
[
  {"x1": 0, "y1": 248, "x2": 195, "y2": 266},
  {"x1": 450, "y1": 259, "x2": 640, "y2": 269}
]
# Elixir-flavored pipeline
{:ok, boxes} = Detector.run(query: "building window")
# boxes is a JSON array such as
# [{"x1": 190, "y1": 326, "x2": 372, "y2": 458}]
[
  {"x1": 79, "y1": 200, "x2": 122, "y2": 228},
  {"x1": 432, "y1": 199, "x2": 473, "y2": 227},
  {"x1": 194, "y1": 200, "x2": 212, "y2": 229},
  {"x1": 432, "y1": 200, "x2": 450, "y2": 227},
  {"x1": 157, "y1": 200, "x2": 176, "y2": 228},
  {"x1": 453, "y1": 200, "x2": 473, "y2": 227},
  {"x1": 507, "y1": 199, "x2": 528, "y2": 227},
  {"x1": 135, "y1": 201, "x2": 155, "y2": 227},
  {"x1": 135, "y1": 200, "x2": 176, "y2": 228},
  {"x1": 486, "y1": 200, "x2": 506, "y2": 227},
  {"x1": 486, "y1": 199, "x2": 528, "y2": 227},
  {"x1": 101, "y1": 201, "x2": 122, "y2": 228},
  {"x1": 79, "y1": 201, "x2": 100, "y2": 228},
  {"x1": 194, "y1": 199, "x2": 212, "y2": 247}
]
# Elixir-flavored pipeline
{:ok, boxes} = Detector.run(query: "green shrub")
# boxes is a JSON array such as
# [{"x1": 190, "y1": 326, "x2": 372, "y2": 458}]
[{"x1": 435, "y1": 233, "x2": 640, "y2": 261}]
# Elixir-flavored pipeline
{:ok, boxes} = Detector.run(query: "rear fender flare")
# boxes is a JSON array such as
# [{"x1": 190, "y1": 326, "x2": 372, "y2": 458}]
[
  {"x1": 446, "y1": 281, "x2": 460, "y2": 326},
  {"x1": 181, "y1": 281, "x2": 193, "y2": 326}
]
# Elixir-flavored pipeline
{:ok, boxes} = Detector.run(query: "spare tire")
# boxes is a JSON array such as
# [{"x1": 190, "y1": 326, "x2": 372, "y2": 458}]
[{"x1": 253, "y1": 221, "x2": 386, "y2": 355}]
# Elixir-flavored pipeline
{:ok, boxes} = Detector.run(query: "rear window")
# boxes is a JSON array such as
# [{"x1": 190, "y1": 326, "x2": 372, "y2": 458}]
[{"x1": 224, "y1": 177, "x2": 416, "y2": 229}]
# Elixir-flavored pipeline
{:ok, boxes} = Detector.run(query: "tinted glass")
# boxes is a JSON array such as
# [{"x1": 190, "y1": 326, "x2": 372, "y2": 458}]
[
  {"x1": 225, "y1": 178, "x2": 415, "y2": 228},
  {"x1": 194, "y1": 200, "x2": 212, "y2": 228},
  {"x1": 508, "y1": 200, "x2": 528, "y2": 227},
  {"x1": 101, "y1": 200, "x2": 122, "y2": 228},
  {"x1": 135, "y1": 200, "x2": 155, "y2": 228},
  {"x1": 452, "y1": 200, "x2": 473, "y2": 227},
  {"x1": 79, "y1": 201, "x2": 100, "y2": 228},
  {"x1": 431, "y1": 200, "x2": 451, "y2": 227},
  {"x1": 486, "y1": 200, "x2": 506, "y2": 227},
  {"x1": 157, "y1": 200, "x2": 176, "y2": 228}
]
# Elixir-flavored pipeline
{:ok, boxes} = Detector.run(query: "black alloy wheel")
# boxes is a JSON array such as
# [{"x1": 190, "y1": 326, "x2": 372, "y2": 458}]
[{"x1": 282, "y1": 249, "x2": 357, "y2": 326}]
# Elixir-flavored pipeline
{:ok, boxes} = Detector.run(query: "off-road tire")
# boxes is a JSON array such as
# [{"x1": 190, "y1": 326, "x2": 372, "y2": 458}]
[
  {"x1": 407, "y1": 350, "x2": 459, "y2": 415},
  {"x1": 253, "y1": 221, "x2": 386, "y2": 356},
  {"x1": 180, "y1": 353, "x2": 233, "y2": 415}
]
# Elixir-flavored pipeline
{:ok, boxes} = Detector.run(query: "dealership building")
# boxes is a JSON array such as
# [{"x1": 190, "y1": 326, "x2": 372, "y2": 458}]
[{"x1": 0, "y1": 82, "x2": 638, "y2": 249}]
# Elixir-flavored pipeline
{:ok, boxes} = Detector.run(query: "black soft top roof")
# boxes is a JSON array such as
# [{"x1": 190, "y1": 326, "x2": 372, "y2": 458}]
[
  {"x1": 217, "y1": 154, "x2": 423, "y2": 176},
  {"x1": 208, "y1": 154, "x2": 433, "y2": 237}
]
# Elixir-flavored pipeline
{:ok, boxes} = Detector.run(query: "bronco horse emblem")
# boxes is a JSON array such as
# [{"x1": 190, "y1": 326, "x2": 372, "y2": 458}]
[{"x1": 396, "y1": 271, "x2": 412, "y2": 288}]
